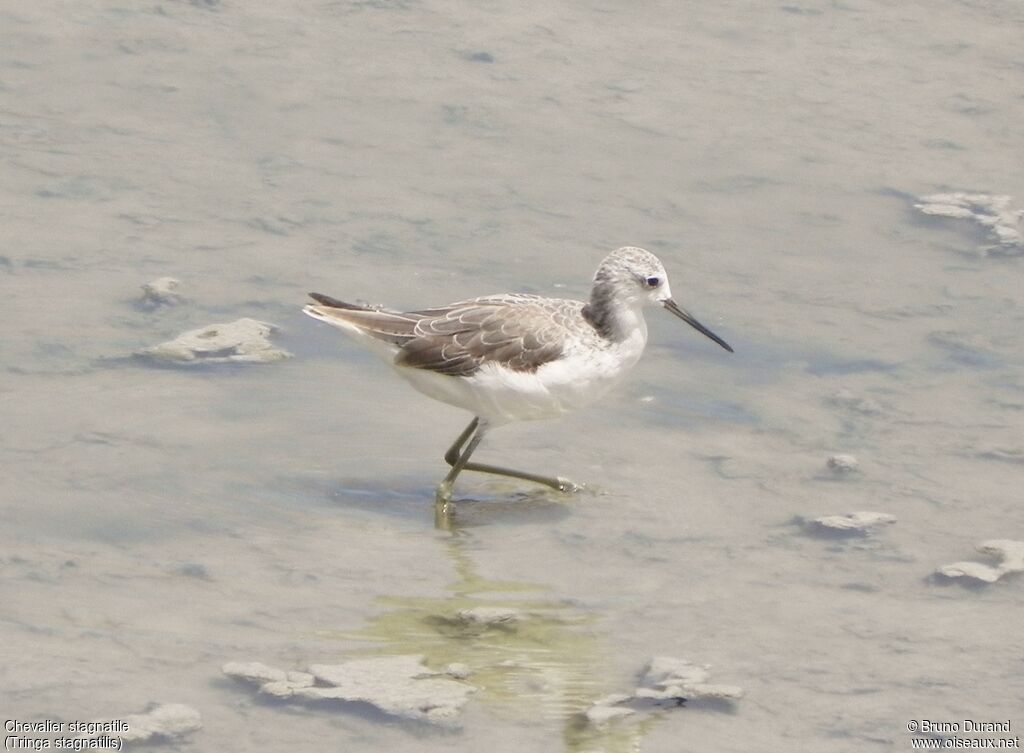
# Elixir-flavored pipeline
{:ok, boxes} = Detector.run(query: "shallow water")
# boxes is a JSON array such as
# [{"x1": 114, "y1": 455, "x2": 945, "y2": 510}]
[{"x1": 3, "y1": 1, "x2": 1023, "y2": 751}]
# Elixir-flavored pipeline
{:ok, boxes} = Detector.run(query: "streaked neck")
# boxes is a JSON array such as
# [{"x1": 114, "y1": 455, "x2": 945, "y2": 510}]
[{"x1": 583, "y1": 284, "x2": 646, "y2": 343}]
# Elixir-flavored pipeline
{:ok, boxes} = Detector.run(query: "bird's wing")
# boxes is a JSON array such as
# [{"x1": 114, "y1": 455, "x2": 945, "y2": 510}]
[{"x1": 395, "y1": 295, "x2": 573, "y2": 377}]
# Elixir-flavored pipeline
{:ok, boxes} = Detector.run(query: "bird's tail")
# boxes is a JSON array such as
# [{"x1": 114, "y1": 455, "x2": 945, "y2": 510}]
[
  {"x1": 303, "y1": 293, "x2": 422, "y2": 348},
  {"x1": 307, "y1": 292, "x2": 368, "y2": 310}
]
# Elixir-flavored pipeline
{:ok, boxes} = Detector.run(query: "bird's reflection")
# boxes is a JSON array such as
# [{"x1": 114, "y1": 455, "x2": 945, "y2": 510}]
[{"x1": 322, "y1": 496, "x2": 663, "y2": 752}]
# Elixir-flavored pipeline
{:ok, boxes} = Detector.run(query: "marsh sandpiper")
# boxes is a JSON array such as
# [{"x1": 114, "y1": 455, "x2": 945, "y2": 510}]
[{"x1": 304, "y1": 246, "x2": 733, "y2": 506}]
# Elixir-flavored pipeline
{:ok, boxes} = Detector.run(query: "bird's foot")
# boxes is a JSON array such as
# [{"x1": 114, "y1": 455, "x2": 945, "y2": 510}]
[
  {"x1": 554, "y1": 477, "x2": 584, "y2": 494},
  {"x1": 434, "y1": 483, "x2": 456, "y2": 529},
  {"x1": 434, "y1": 499, "x2": 455, "y2": 530}
]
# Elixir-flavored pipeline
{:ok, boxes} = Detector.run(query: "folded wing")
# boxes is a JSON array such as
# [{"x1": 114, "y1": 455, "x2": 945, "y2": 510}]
[{"x1": 307, "y1": 293, "x2": 568, "y2": 377}]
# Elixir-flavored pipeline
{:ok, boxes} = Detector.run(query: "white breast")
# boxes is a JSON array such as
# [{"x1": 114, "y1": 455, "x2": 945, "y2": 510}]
[{"x1": 536, "y1": 325, "x2": 647, "y2": 413}]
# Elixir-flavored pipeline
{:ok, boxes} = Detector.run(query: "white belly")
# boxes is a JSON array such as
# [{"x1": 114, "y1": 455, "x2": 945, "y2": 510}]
[{"x1": 394, "y1": 329, "x2": 647, "y2": 425}]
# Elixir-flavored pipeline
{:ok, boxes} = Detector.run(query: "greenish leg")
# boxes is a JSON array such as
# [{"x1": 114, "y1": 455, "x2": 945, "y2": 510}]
[
  {"x1": 437, "y1": 417, "x2": 581, "y2": 504},
  {"x1": 442, "y1": 417, "x2": 480, "y2": 467},
  {"x1": 436, "y1": 422, "x2": 486, "y2": 505}
]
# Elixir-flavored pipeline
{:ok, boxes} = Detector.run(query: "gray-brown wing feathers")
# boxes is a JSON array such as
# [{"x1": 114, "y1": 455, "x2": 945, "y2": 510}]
[
  {"x1": 396, "y1": 297, "x2": 568, "y2": 376},
  {"x1": 308, "y1": 293, "x2": 571, "y2": 377}
]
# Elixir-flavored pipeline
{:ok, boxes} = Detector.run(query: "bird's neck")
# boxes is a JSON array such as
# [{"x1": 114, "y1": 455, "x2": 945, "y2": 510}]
[{"x1": 583, "y1": 285, "x2": 647, "y2": 343}]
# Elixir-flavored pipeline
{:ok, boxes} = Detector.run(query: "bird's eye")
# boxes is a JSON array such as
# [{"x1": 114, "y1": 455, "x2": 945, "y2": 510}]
[{"x1": 644, "y1": 276, "x2": 661, "y2": 288}]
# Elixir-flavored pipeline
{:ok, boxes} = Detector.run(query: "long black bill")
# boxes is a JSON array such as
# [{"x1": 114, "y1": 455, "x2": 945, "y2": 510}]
[{"x1": 662, "y1": 299, "x2": 734, "y2": 353}]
